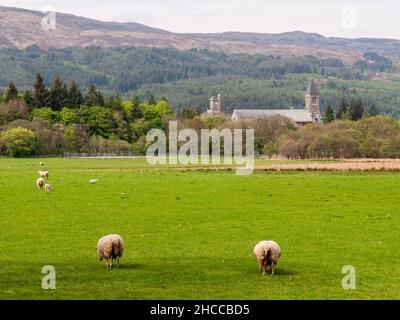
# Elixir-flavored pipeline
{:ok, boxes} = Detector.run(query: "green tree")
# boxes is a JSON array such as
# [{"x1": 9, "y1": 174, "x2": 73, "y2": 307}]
[
  {"x1": 131, "y1": 136, "x2": 147, "y2": 154},
  {"x1": 148, "y1": 94, "x2": 157, "y2": 105},
  {"x1": 68, "y1": 80, "x2": 84, "y2": 108},
  {"x1": 323, "y1": 105, "x2": 335, "y2": 123},
  {"x1": 367, "y1": 103, "x2": 379, "y2": 116},
  {"x1": 154, "y1": 100, "x2": 173, "y2": 117},
  {"x1": 32, "y1": 107, "x2": 59, "y2": 123},
  {"x1": 33, "y1": 73, "x2": 48, "y2": 108},
  {"x1": 131, "y1": 95, "x2": 143, "y2": 120},
  {"x1": 66, "y1": 124, "x2": 90, "y2": 152},
  {"x1": 263, "y1": 141, "x2": 277, "y2": 158},
  {"x1": 113, "y1": 111, "x2": 130, "y2": 141},
  {"x1": 0, "y1": 127, "x2": 39, "y2": 157},
  {"x1": 105, "y1": 93, "x2": 122, "y2": 110},
  {"x1": 180, "y1": 107, "x2": 201, "y2": 119},
  {"x1": 85, "y1": 85, "x2": 104, "y2": 106},
  {"x1": 336, "y1": 98, "x2": 348, "y2": 120},
  {"x1": 348, "y1": 98, "x2": 364, "y2": 121},
  {"x1": 121, "y1": 100, "x2": 134, "y2": 119},
  {"x1": 130, "y1": 119, "x2": 151, "y2": 141},
  {"x1": 5, "y1": 82, "x2": 19, "y2": 102},
  {"x1": 23, "y1": 89, "x2": 34, "y2": 110},
  {"x1": 59, "y1": 107, "x2": 78, "y2": 125},
  {"x1": 49, "y1": 77, "x2": 68, "y2": 111},
  {"x1": 77, "y1": 106, "x2": 114, "y2": 137},
  {"x1": 202, "y1": 116, "x2": 226, "y2": 129}
]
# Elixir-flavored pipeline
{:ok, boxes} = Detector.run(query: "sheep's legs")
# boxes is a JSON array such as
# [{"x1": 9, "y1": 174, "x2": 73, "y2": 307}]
[
  {"x1": 271, "y1": 264, "x2": 275, "y2": 275},
  {"x1": 105, "y1": 258, "x2": 114, "y2": 268},
  {"x1": 262, "y1": 265, "x2": 266, "y2": 276},
  {"x1": 103, "y1": 258, "x2": 120, "y2": 268},
  {"x1": 259, "y1": 262, "x2": 264, "y2": 275}
]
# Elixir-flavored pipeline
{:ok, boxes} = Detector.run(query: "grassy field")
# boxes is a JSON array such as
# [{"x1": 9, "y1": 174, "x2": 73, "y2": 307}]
[{"x1": 0, "y1": 158, "x2": 399, "y2": 300}]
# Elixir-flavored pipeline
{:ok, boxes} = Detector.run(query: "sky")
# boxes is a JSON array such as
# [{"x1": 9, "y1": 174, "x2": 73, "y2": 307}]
[{"x1": 2, "y1": 0, "x2": 400, "y2": 39}]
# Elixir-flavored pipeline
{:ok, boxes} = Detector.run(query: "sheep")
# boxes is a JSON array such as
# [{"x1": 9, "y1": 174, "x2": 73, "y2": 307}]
[
  {"x1": 90, "y1": 179, "x2": 98, "y2": 184},
  {"x1": 253, "y1": 240, "x2": 281, "y2": 276},
  {"x1": 96, "y1": 234, "x2": 124, "y2": 268},
  {"x1": 39, "y1": 162, "x2": 45, "y2": 166},
  {"x1": 36, "y1": 178, "x2": 44, "y2": 189},
  {"x1": 44, "y1": 184, "x2": 52, "y2": 192},
  {"x1": 38, "y1": 170, "x2": 49, "y2": 179}
]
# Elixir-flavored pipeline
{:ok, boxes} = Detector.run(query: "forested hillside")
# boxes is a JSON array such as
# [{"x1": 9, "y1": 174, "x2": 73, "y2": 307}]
[{"x1": 1, "y1": 46, "x2": 400, "y2": 116}]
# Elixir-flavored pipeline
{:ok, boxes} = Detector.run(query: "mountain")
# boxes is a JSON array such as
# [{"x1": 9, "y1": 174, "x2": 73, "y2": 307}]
[{"x1": 2, "y1": 6, "x2": 400, "y2": 63}]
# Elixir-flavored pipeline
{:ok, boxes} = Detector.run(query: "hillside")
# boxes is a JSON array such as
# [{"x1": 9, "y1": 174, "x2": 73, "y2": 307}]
[
  {"x1": 1, "y1": 45, "x2": 400, "y2": 116},
  {"x1": 2, "y1": 6, "x2": 400, "y2": 117},
  {"x1": 2, "y1": 6, "x2": 400, "y2": 62}
]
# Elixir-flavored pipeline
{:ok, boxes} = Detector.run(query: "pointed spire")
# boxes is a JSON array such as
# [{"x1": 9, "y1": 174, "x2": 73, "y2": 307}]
[{"x1": 306, "y1": 79, "x2": 318, "y2": 96}]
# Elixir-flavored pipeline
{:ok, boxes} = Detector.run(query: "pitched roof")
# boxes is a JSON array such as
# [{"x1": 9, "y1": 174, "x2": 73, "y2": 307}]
[
  {"x1": 306, "y1": 79, "x2": 318, "y2": 96},
  {"x1": 232, "y1": 109, "x2": 314, "y2": 123}
]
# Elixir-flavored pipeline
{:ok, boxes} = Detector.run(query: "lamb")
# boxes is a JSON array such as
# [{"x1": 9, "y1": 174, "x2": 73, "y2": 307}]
[
  {"x1": 36, "y1": 178, "x2": 44, "y2": 189},
  {"x1": 38, "y1": 170, "x2": 49, "y2": 179},
  {"x1": 253, "y1": 240, "x2": 281, "y2": 276},
  {"x1": 44, "y1": 184, "x2": 52, "y2": 192},
  {"x1": 96, "y1": 234, "x2": 124, "y2": 268}
]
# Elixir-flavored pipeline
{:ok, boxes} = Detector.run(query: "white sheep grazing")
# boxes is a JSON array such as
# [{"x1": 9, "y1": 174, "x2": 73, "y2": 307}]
[
  {"x1": 96, "y1": 234, "x2": 124, "y2": 268},
  {"x1": 36, "y1": 178, "x2": 44, "y2": 189},
  {"x1": 38, "y1": 170, "x2": 49, "y2": 179},
  {"x1": 90, "y1": 179, "x2": 98, "y2": 184},
  {"x1": 44, "y1": 184, "x2": 52, "y2": 192},
  {"x1": 253, "y1": 240, "x2": 281, "y2": 276}
]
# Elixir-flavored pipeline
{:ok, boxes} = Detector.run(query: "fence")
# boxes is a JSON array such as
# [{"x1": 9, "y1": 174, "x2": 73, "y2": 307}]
[{"x1": 64, "y1": 152, "x2": 144, "y2": 158}]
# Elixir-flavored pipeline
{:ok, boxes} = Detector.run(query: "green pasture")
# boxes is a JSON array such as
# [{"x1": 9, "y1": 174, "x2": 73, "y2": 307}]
[{"x1": 0, "y1": 158, "x2": 399, "y2": 299}]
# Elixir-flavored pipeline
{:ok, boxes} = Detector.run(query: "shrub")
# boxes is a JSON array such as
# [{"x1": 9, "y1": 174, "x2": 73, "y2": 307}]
[{"x1": 0, "y1": 127, "x2": 39, "y2": 157}]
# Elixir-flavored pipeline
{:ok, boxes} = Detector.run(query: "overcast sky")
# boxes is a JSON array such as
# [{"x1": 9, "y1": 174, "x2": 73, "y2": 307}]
[{"x1": 2, "y1": 0, "x2": 400, "y2": 39}]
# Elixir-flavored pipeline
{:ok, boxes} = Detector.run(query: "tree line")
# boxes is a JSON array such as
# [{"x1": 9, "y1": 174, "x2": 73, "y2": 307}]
[
  {"x1": 0, "y1": 74, "x2": 179, "y2": 157},
  {"x1": 322, "y1": 97, "x2": 379, "y2": 123},
  {"x1": 0, "y1": 74, "x2": 398, "y2": 159}
]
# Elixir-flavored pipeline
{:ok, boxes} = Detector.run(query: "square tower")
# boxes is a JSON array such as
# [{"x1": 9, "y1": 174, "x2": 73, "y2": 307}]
[
  {"x1": 207, "y1": 93, "x2": 222, "y2": 115},
  {"x1": 305, "y1": 79, "x2": 322, "y2": 123}
]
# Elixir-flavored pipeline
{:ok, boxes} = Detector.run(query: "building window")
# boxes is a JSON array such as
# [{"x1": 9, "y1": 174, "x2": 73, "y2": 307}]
[{"x1": 312, "y1": 97, "x2": 317, "y2": 104}]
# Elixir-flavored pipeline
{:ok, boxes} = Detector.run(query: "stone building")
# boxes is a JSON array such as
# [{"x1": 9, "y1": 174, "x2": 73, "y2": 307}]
[
  {"x1": 231, "y1": 79, "x2": 323, "y2": 126},
  {"x1": 206, "y1": 93, "x2": 222, "y2": 115}
]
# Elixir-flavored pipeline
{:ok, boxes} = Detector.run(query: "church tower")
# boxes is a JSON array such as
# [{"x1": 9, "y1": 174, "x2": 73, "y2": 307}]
[{"x1": 305, "y1": 79, "x2": 322, "y2": 123}]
